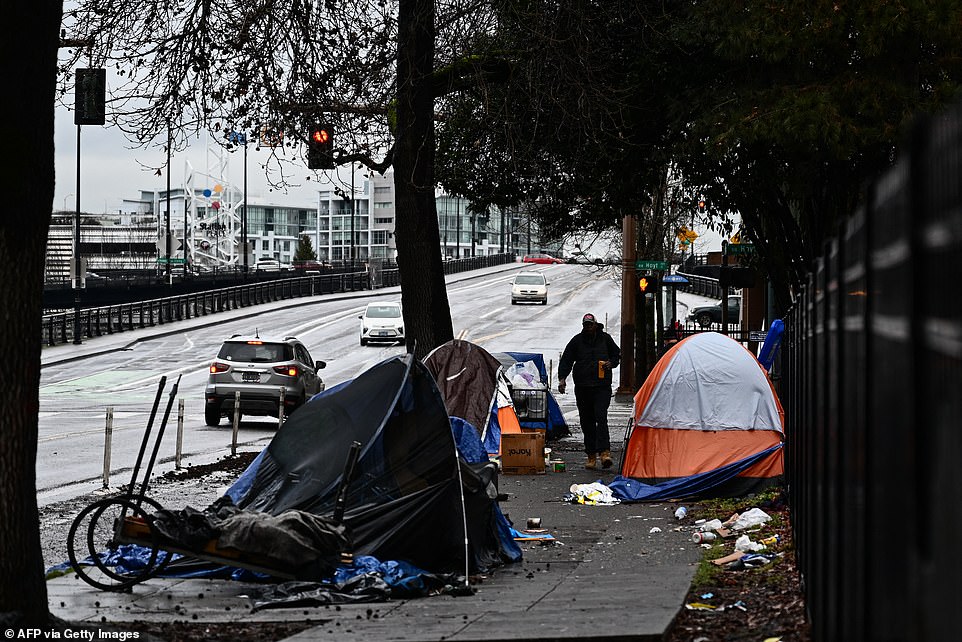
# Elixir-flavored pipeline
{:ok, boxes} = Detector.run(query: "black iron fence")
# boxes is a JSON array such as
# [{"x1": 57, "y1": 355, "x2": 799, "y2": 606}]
[
  {"x1": 42, "y1": 253, "x2": 516, "y2": 347},
  {"x1": 674, "y1": 271, "x2": 723, "y2": 299},
  {"x1": 781, "y1": 108, "x2": 961, "y2": 641}
]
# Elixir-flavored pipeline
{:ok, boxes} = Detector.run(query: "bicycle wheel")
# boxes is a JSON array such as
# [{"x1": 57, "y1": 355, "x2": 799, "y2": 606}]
[{"x1": 67, "y1": 496, "x2": 171, "y2": 591}]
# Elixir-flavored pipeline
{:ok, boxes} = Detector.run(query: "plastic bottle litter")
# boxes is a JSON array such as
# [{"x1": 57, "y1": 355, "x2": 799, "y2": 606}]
[
  {"x1": 697, "y1": 519, "x2": 723, "y2": 532},
  {"x1": 674, "y1": 506, "x2": 688, "y2": 520},
  {"x1": 692, "y1": 531, "x2": 717, "y2": 544},
  {"x1": 759, "y1": 535, "x2": 780, "y2": 546}
]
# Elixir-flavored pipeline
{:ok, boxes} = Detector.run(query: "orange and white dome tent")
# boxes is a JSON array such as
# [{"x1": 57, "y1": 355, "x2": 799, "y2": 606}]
[{"x1": 610, "y1": 332, "x2": 784, "y2": 501}]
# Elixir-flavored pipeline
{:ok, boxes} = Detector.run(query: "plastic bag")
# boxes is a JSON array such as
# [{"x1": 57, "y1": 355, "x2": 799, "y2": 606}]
[
  {"x1": 732, "y1": 508, "x2": 772, "y2": 530},
  {"x1": 510, "y1": 361, "x2": 542, "y2": 388},
  {"x1": 734, "y1": 535, "x2": 765, "y2": 553}
]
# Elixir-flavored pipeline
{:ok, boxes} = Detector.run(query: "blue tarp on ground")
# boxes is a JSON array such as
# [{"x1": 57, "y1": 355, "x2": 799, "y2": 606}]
[{"x1": 607, "y1": 444, "x2": 784, "y2": 502}]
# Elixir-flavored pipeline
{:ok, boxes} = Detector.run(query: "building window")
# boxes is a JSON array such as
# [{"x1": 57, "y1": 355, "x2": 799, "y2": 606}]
[
  {"x1": 375, "y1": 217, "x2": 393, "y2": 225},
  {"x1": 371, "y1": 230, "x2": 388, "y2": 245},
  {"x1": 374, "y1": 186, "x2": 391, "y2": 194},
  {"x1": 375, "y1": 202, "x2": 392, "y2": 208}
]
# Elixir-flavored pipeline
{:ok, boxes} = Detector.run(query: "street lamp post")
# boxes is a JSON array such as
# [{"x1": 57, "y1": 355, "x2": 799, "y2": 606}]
[
  {"x1": 165, "y1": 124, "x2": 172, "y2": 284},
  {"x1": 241, "y1": 132, "x2": 248, "y2": 277},
  {"x1": 73, "y1": 125, "x2": 82, "y2": 344},
  {"x1": 350, "y1": 162, "x2": 356, "y2": 264}
]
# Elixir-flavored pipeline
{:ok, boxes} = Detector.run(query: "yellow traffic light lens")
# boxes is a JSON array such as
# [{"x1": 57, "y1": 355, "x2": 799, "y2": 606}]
[{"x1": 312, "y1": 129, "x2": 330, "y2": 143}]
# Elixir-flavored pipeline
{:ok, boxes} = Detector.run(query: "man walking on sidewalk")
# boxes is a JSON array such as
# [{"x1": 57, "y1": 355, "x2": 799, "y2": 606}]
[{"x1": 557, "y1": 313, "x2": 621, "y2": 470}]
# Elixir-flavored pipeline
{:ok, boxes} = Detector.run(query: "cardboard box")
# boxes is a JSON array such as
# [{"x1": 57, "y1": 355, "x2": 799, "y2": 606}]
[{"x1": 501, "y1": 432, "x2": 546, "y2": 475}]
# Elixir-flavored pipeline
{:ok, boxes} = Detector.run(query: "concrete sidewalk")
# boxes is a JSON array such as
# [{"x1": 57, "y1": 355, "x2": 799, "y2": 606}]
[{"x1": 46, "y1": 393, "x2": 699, "y2": 641}]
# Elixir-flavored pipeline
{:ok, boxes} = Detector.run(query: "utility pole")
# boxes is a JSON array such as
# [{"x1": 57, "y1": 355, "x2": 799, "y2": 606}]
[{"x1": 616, "y1": 214, "x2": 637, "y2": 400}]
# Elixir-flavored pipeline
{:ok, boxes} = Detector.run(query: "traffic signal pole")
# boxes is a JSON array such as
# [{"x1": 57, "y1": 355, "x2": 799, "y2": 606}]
[{"x1": 720, "y1": 240, "x2": 730, "y2": 333}]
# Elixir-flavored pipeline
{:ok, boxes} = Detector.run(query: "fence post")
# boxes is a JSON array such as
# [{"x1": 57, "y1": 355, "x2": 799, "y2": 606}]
[
  {"x1": 278, "y1": 386, "x2": 286, "y2": 428},
  {"x1": 103, "y1": 407, "x2": 113, "y2": 489},
  {"x1": 176, "y1": 398, "x2": 184, "y2": 470},
  {"x1": 231, "y1": 391, "x2": 241, "y2": 456}
]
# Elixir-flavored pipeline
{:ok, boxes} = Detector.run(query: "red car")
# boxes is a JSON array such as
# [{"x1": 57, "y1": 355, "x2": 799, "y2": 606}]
[{"x1": 522, "y1": 253, "x2": 564, "y2": 265}]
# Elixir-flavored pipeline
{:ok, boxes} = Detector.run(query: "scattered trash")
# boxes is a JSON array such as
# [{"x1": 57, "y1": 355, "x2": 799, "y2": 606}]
[
  {"x1": 685, "y1": 602, "x2": 717, "y2": 611},
  {"x1": 649, "y1": 527, "x2": 662, "y2": 533},
  {"x1": 726, "y1": 553, "x2": 780, "y2": 570},
  {"x1": 692, "y1": 531, "x2": 717, "y2": 544},
  {"x1": 694, "y1": 518, "x2": 706, "y2": 525},
  {"x1": 700, "y1": 592, "x2": 714, "y2": 599},
  {"x1": 734, "y1": 534, "x2": 766, "y2": 553},
  {"x1": 674, "y1": 506, "x2": 688, "y2": 520},
  {"x1": 527, "y1": 517, "x2": 542, "y2": 529},
  {"x1": 711, "y1": 550, "x2": 746, "y2": 566},
  {"x1": 696, "y1": 519, "x2": 723, "y2": 532},
  {"x1": 731, "y1": 600, "x2": 747, "y2": 611},
  {"x1": 564, "y1": 482, "x2": 620, "y2": 505},
  {"x1": 731, "y1": 508, "x2": 772, "y2": 530},
  {"x1": 759, "y1": 535, "x2": 780, "y2": 546}
]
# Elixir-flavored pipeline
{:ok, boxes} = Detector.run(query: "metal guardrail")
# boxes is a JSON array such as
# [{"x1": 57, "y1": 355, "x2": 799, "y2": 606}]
[
  {"x1": 674, "y1": 271, "x2": 723, "y2": 299},
  {"x1": 781, "y1": 106, "x2": 961, "y2": 641},
  {"x1": 41, "y1": 253, "x2": 516, "y2": 347}
]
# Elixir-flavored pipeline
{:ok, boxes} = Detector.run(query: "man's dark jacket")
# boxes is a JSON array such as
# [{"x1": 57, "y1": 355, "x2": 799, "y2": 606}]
[{"x1": 558, "y1": 324, "x2": 621, "y2": 387}]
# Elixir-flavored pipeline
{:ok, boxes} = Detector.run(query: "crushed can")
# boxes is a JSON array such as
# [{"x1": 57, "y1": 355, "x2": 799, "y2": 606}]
[{"x1": 692, "y1": 531, "x2": 717, "y2": 544}]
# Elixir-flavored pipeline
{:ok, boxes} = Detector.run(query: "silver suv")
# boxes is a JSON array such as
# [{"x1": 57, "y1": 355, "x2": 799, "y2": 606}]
[{"x1": 204, "y1": 335, "x2": 326, "y2": 426}]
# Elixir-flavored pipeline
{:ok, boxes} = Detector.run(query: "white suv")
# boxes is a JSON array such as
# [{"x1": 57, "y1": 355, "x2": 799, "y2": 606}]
[
  {"x1": 359, "y1": 301, "x2": 405, "y2": 346},
  {"x1": 511, "y1": 271, "x2": 549, "y2": 305},
  {"x1": 204, "y1": 335, "x2": 325, "y2": 426}
]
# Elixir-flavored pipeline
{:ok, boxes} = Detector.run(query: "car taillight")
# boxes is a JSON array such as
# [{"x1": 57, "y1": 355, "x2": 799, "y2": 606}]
[
  {"x1": 273, "y1": 365, "x2": 298, "y2": 377},
  {"x1": 210, "y1": 361, "x2": 230, "y2": 374}
]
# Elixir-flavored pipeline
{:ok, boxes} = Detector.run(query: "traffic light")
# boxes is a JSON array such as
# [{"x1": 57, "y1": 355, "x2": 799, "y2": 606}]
[
  {"x1": 307, "y1": 124, "x2": 334, "y2": 169},
  {"x1": 639, "y1": 274, "x2": 660, "y2": 294},
  {"x1": 697, "y1": 198, "x2": 706, "y2": 212}
]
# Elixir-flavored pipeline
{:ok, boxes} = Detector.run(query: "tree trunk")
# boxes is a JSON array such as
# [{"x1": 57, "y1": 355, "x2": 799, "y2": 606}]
[
  {"x1": 0, "y1": 0, "x2": 60, "y2": 626},
  {"x1": 394, "y1": 0, "x2": 454, "y2": 358}
]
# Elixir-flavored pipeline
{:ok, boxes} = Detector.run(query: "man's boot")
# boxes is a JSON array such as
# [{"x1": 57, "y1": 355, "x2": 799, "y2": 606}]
[
  {"x1": 585, "y1": 453, "x2": 597, "y2": 470},
  {"x1": 600, "y1": 450, "x2": 613, "y2": 469}
]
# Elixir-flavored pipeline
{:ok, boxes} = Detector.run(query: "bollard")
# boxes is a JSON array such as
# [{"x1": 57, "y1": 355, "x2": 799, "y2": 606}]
[
  {"x1": 231, "y1": 391, "x2": 241, "y2": 456},
  {"x1": 176, "y1": 398, "x2": 184, "y2": 470},
  {"x1": 278, "y1": 386, "x2": 286, "y2": 428},
  {"x1": 103, "y1": 407, "x2": 113, "y2": 489}
]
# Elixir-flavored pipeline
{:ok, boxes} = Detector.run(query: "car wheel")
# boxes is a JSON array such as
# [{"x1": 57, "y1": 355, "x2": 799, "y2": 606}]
[
  {"x1": 542, "y1": 298, "x2": 548, "y2": 305},
  {"x1": 204, "y1": 405, "x2": 221, "y2": 427},
  {"x1": 696, "y1": 312, "x2": 713, "y2": 328},
  {"x1": 511, "y1": 299, "x2": 518, "y2": 305},
  {"x1": 360, "y1": 338, "x2": 368, "y2": 346}
]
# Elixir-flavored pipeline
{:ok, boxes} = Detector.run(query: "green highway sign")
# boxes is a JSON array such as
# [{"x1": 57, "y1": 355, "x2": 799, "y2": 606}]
[
  {"x1": 635, "y1": 260, "x2": 669, "y2": 271},
  {"x1": 156, "y1": 257, "x2": 186, "y2": 264},
  {"x1": 727, "y1": 243, "x2": 755, "y2": 256}
]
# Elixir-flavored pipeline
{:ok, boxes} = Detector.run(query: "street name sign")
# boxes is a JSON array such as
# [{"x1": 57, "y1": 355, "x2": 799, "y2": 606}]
[
  {"x1": 727, "y1": 243, "x2": 755, "y2": 256},
  {"x1": 635, "y1": 260, "x2": 669, "y2": 271}
]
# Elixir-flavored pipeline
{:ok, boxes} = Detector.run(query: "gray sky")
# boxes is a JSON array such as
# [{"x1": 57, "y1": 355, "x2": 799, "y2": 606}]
[
  {"x1": 53, "y1": 105, "x2": 321, "y2": 214},
  {"x1": 52, "y1": 104, "x2": 732, "y2": 253}
]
